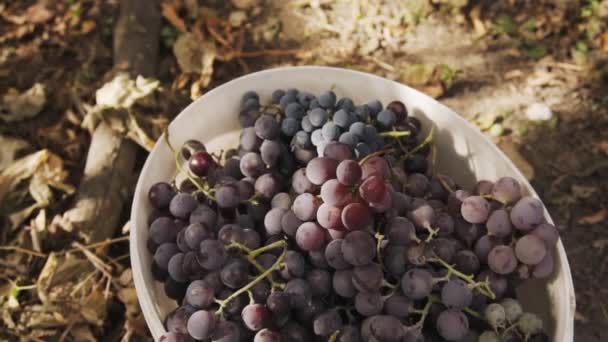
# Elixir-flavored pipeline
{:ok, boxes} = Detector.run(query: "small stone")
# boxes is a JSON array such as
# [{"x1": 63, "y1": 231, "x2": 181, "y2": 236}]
[
  {"x1": 229, "y1": 11, "x2": 247, "y2": 27},
  {"x1": 525, "y1": 103, "x2": 553, "y2": 121}
]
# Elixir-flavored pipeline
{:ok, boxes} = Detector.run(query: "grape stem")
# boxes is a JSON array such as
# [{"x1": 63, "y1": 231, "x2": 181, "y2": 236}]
[
  {"x1": 328, "y1": 330, "x2": 340, "y2": 342},
  {"x1": 226, "y1": 241, "x2": 286, "y2": 289},
  {"x1": 406, "y1": 298, "x2": 433, "y2": 331},
  {"x1": 463, "y1": 307, "x2": 483, "y2": 320},
  {"x1": 215, "y1": 240, "x2": 287, "y2": 316},
  {"x1": 436, "y1": 174, "x2": 454, "y2": 193},
  {"x1": 430, "y1": 256, "x2": 496, "y2": 299},
  {"x1": 399, "y1": 126, "x2": 435, "y2": 162},
  {"x1": 358, "y1": 148, "x2": 397, "y2": 165},
  {"x1": 423, "y1": 224, "x2": 439, "y2": 242},
  {"x1": 379, "y1": 130, "x2": 411, "y2": 138},
  {"x1": 375, "y1": 232, "x2": 385, "y2": 266}
]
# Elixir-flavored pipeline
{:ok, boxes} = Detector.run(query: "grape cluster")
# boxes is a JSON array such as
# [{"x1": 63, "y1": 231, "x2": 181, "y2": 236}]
[{"x1": 150, "y1": 89, "x2": 557, "y2": 342}]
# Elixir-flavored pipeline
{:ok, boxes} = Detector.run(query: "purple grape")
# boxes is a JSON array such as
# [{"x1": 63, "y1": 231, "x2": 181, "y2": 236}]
[
  {"x1": 441, "y1": 279, "x2": 473, "y2": 309},
  {"x1": 486, "y1": 209, "x2": 513, "y2": 238},
  {"x1": 510, "y1": 196, "x2": 545, "y2": 231},
  {"x1": 295, "y1": 222, "x2": 326, "y2": 251},
  {"x1": 149, "y1": 182, "x2": 176, "y2": 208},
  {"x1": 187, "y1": 310, "x2": 218, "y2": 340},
  {"x1": 491, "y1": 177, "x2": 521, "y2": 204},
  {"x1": 401, "y1": 268, "x2": 433, "y2": 300},
  {"x1": 306, "y1": 157, "x2": 338, "y2": 185},
  {"x1": 487, "y1": 245, "x2": 518, "y2": 275},
  {"x1": 515, "y1": 235, "x2": 547, "y2": 265},
  {"x1": 461, "y1": 196, "x2": 491, "y2": 224},
  {"x1": 341, "y1": 231, "x2": 376, "y2": 266},
  {"x1": 530, "y1": 223, "x2": 559, "y2": 248}
]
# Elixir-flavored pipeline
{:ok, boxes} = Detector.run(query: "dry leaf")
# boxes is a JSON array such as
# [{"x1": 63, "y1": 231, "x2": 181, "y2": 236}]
[
  {"x1": 593, "y1": 239, "x2": 608, "y2": 249},
  {"x1": 571, "y1": 184, "x2": 596, "y2": 199},
  {"x1": 578, "y1": 208, "x2": 608, "y2": 225},
  {"x1": 71, "y1": 325, "x2": 97, "y2": 342},
  {"x1": 173, "y1": 33, "x2": 216, "y2": 76},
  {"x1": 161, "y1": 1, "x2": 188, "y2": 33},
  {"x1": 0, "y1": 83, "x2": 46, "y2": 122},
  {"x1": 81, "y1": 20, "x2": 96, "y2": 34},
  {"x1": 95, "y1": 73, "x2": 160, "y2": 109},
  {"x1": 600, "y1": 32, "x2": 608, "y2": 53},
  {"x1": 26, "y1": 3, "x2": 54, "y2": 24},
  {"x1": 0, "y1": 135, "x2": 30, "y2": 172},
  {"x1": 469, "y1": 5, "x2": 486, "y2": 36}
]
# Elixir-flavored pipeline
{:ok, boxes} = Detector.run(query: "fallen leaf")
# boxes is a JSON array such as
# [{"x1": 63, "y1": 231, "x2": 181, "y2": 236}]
[
  {"x1": 578, "y1": 208, "x2": 608, "y2": 225},
  {"x1": 593, "y1": 239, "x2": 608, "y2": 249},
  {"x1": 95, "y1": 73, "x2": 160, "y2": 109},
  {"x1": 0, "y1": 83, "x2": 46, "y2": 122},
  {"x1": 498, "y1": 140, "x2": 535, "y2": 180},
  {"x1": 599, "y1": 32, "x2": 608, "y2": 53},
  {"x1": 70, "y1": 325, "x2": 97, "y2": 342},
  {"x1": 571, "y1": 184, "x2": 596, "y2": 199},
  {"x1": 26, "y1": 3, "x2": 54, "y2": 24},
  {"x1": 401, "y1": 64, "x2": 435, "y2": 86},
  {"x1": 161, "y1": 1, "x2": 188, "y2": 33},
  {"x1": 173, "y1": 33, "x2": 205, "y2": 73},
  {"x1": 0, "y1": 135, "x2": 30, "y2": 172},
  {"x1": 469, "y1": 5, "x2": 486, "y2": 36},
  {"x1": 81, "y1": 19, "x2": 96, "y2": 34}
]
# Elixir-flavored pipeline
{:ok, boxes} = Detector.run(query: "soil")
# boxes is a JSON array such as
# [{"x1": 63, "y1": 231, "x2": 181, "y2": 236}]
[{"x1": 0, "y1": 0, "x2": 606, "y2": 341}]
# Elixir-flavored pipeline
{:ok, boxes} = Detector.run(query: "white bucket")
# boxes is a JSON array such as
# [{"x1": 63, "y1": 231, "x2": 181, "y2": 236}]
[{"x1": 130, "y1": 66, "x2": 575, "y2": 341}]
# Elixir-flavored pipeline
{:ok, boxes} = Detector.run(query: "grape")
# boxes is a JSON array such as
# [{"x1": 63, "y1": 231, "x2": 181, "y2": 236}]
[
  {"x1": 189, "y1": 151, "x2": 216, "y2": 177},
  {"x1": 325, "y1": 240, "x2": 350, "y2": 270},
  {"x1": 313, "y1": 309, "x2": 342, "y2": 336},
  {"x1": 436, "y1": 309, "x2": 469, "y2": 341},
  {"x1": 479, "y1": 331, "x2": 500, "y2": 342},
  {"x1": 339, "y1": 132, "x2": 359, "y2": 146},
  {"x1": 280, "y1": 322, "x2": 310, "y2": 342},
  {"x1": 324, "y1": 142, "x2": 354, "y2": 161},
  {"x1": 321, "y1": 179, "x2": 352, "y2": 206},
  {"x1": 149, "y1": 182, "x2": 176, "y2": 208},
  {"x1": 461, "y1": 196, "x2": 491, "y2": 224},
  {"x1": 369, "y1": 189, "x2": 392, "y2": 212},
  {"x1": 474, "y1": 235, "x2": 502, "y2": 263},
  {"x1": 168, "y1": 253, "x2": 188, "y2": 282},
  {"x1": 240, "y1": 152, "x2": 265, "y2": 178},
  {"x1": 341, "y1": 202, "x2": 371, "y2": 231},
  {"x1": 406, "y1": 242, "x2": 427, "y2": 266},
  {"x1": 447, "y1": 189, "x2": 470, "y2": 216},
  {"x1": 251, "y1": 280, "x2": 271, "y2": 304},
  {"x1": 366, "y1": 99, "x2": 383, "y2": 115},
  {"x1": 360, "y1": 156, "x2": 389, "y2": 179},
  {"x1": 384, "y1": 293, "x2": 413, "y2": 319},
  {"x1": 532, "y1": 252, "x2": 554, "y2": 278},
  {"x1": 306, "y1": 157, "x2": 338, "y2": 185},
  {"x1": 295, "y1": 297, "x2": 325, "y2": 322},
  {"x1": 189, "y1": 205, "x2": 218, "y2": 228},
  {"x1": 392, "y1": 191, "x2": 411, "y2": 216},
  {"x1": 292, "y1": 131, "x2": 311, "y2": 150},
  {"x1": 401, "y1": 268, "x2": 433, "y2": 300},
  {"x1": 453, "y1": 250, "x2": 480, "y2": 275},
  {"x1": 291, "y1": 168, "x2": 315, "y2": 194},
  {"x1": 300, "y1": 115, "x2": 314, "y2": 133},
  {"x1": 359, "y1": 175, "x2": 387, "y2": 203},
  {"x1": 510, "y1": 196, "x2": 544, "y2": 231},
  {"x1": 223, "y1": 157, "x2": 243, "y2": 180},
  {"x1": 333, "y1": 269, "x2": 357, "y2": 298},
  {"x1": 298, "y1": 91, "x2": 315, "y2": 107},
  {"x1": 292, "y1": 193, "x2": 320, "y2": 221},
  {"x1": 240, "y1": 127, "x2": 262, "y2": 151},
  {"x1": 187, "y1": 310, "x2": 218, "y2": 340},
  {"x1": 384, "y1": 245, "x2": 408, "y2": 276},
  {"x1": 242, "y1": 228, "x2": 261, "y2": 250},
  {"x1": 266, "y1": 291, "x2": 290, "y2": 316},
  {"x1": 254, "y1": 173, "x2": 281, "y2": 200},
  {"x1": 341, "y1": 231, "x2": 376, "y2": 266},
  {"x1": 306, "y1": 269, "x2": 331, "y2": 296},
  {"x1": 308, "y1": 108, "x2": 328, "y2": 127},
  {"x1": 154, "y1": 243, "x2": 180, "y2": 270},
  {"x1": 170, "y1": 193, "x2": 198, "y2": 220},
  {"x1": 441, "y1": 279, "x2": 473, "y2": 309},
  {"x1": 166, "y1": 305, "x2": 196, "y2": 334},
  {"x1": 362, "y1": 124, "x2": 378, "y2": 144},
  {"x1": 254, "y1": 328, "x2": 280, "y2": 342},
  {"x1": 473, "y1": 180, "x2": 494, "y2": 196},
  {"x1": 368, "y1": 315, "x2": 405, "y2": 341},
  {"x1": 217, "y1": 224, "x2": 244, "y2": 245},
  {"x1": 317, "y1": 203, "x2": 344, "y2": 230},
  {"x1": 387, "y1": 217, "x2": 417, "y2": 245},
  {"x1": 215, "y1": 183, "x2": 241, "y2": 209},
  {"x1": 241, "y1": 90, "x2": 259, "y2": 104},
  {"x1": 377, "y1": 109, "x2": 397, "y2": 129},
  {"x1": 500, "y1": 298, "x2": 523, "y2": 322},
  {"x1": 284, "y1": 278, "x2": 312, "y2": 308},
  {"x1": 271, "y1": 89, "x2": 285, "y2": 104},
  {"x1": 284, "y1": 101, "x2": 304, "y2": 119},
  {"x1": 518, "y1": 312, "x2": 543, "y2": 337},
  {"x1": 280, "y1": 251, "x2": 306, "y2": 279},
  {"x1": 487, "y1": 245, "x2": 517, "y2": 275},
  {"x1": 354, "y1": 142, "x2": 371, "y2": 158},
  {"x1": 198, "y1": 239, "x2": 228, "y2": 270},
  {"x1": 280, "y1": 210, "x2": 302, "y2": 237},
  {"x1": 185, "y1": 280, "x2": 215, "y2": 308},
  {"x1": 260, "y1": 140, "x2": 282, "y2": 167},
  {"x1": 402, "y1": 330, "x2": 425, "y2": 342},
  {"x1": 435, "y1": 212, "x2": 455, "y2": 236},
  {"x1": 164, "y1": 278, "x2": 187, "y2": 300},
  {"x1": 515, "y1": 235, "x2": 547, "y2": 265},
  {"x1": 403, "y1": 154, "x2": 428, "y2": 174},
  {"x1": 311, "y1": 129, "x2": 325, "y2": 146},
  {"x1": 270, "y1": 192, "x2": 292, "y2": 210},
  {"x1": 159, "y1": 332, "x2": 191, "y2": 342},
  {"x1": 355, "y1": 292, "x2": 384, "y2": 316},
  {"x1": 337, "y1": 97, "x2": 355, "y2": 111},
  {"x1": 484, "y1": 303, "x2": 506, "y2": 328},
  {"x1": 408, "y1": 202, "x2": 436, "y2": 230},
  {"x1": 321, "y1": 121, "x2": 340, "y2": 142},
  {"x1": 352, "y1": 263, "x2": 383, "y2": 292},
  {"x1": 333, "y1": 109, "x2": 351, "y2": 128},
  {"x1": 491, "y1": 177, "x2": 521, "y2": 204},
  {"x1": 150, "y1": 217, "x2": 179, "y2": 244},
  {"x1": 183, "y1": 251, "x2": 204, "y2": 278},
  {"x1": 254, "y1": 115, "x2": 280, "y2": 140},
  {"x1": 335, "y1": 325, "x2": 362, "y2": 342},
  {"x1": 455, "y1": 219, "x2": 481, "y2": 247},
  {"x1": 264, "y1": 208, "x2": 287, "y2": 236},
  {"x1": 318, "y1": 91, "x2": 337, "y2": 109},
  {"x1": 212, "y1": 320, "x2": 240, "y2": 342},
  {"x1": 295, "y1": 222, "x2": 325, "y2": 251},
  {"x1": 530, "y1": 223, "x2": 559, "y2": 248},
  {"x1": 427, "y1": 238, "x2": 457, "y2": 262},
  {"x1": 486, "y1": 209, "x2": 513, "y2": 238},
  {"x1": 336, "y1": 159, "x2": 362, "y2": 186},
  {"x1": 256, "y1": 253, "x2": 277, "y2": 270},
  {"x1": 241, "y1": 303, "x2": 269, "y2": 331}
]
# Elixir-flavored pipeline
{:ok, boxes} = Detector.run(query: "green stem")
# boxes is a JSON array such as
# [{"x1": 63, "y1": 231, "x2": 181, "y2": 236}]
[
  {"x1": 379, "y1": 130, "x2": 412, "y2": 138},
  {"x1": 463, "y1": 307, "x2": 483, "y2": 320},
  {"x1": 375, "y1": 232, "x2": 385, "y2": 266},
  {"x1": 248, "y1": 240, "x2": 286, "y2": 258},
  {"x1": 328, "y1": 330, "x2": 340, "y2": 342},
  {"x1": 226, "y1": 241, "x2": 286, "y2": 289},
  {"x1": 215, "y1": 241, "x2": 288, "y2": 315},
  {"x1": 430, "y1": 256, "x2": 496, "y2": 299},
  {"x1": 407, "y1": 298, "x2": 433, "y2": 331},
  {"x1": 399, "y1": 126, "x2": 435, "y2": 162}
]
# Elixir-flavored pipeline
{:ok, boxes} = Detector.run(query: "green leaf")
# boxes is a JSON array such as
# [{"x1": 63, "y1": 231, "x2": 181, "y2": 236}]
[
  {"x1": 521, "y1": 18, "x2": 536, "y2": 32},
  {"x1": 526, "y1": 44, "x2": 547, "y2": 60},
  {"x1": 494, "y1": 14, "x2": 517, "y2": 35},
  {"x1": 438, "y1": 64, "x2": 458, "y2": 85}
]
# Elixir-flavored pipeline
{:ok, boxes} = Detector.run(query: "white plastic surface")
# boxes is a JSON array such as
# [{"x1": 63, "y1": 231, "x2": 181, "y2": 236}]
[{"x1": 130, "y1": 66, "x2": 575, "y2": 341}]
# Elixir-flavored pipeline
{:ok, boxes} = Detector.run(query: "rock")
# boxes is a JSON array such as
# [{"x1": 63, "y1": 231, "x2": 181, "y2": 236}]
[{"x1": 525, "y1": 103, "x2": 553, "y2": 121}]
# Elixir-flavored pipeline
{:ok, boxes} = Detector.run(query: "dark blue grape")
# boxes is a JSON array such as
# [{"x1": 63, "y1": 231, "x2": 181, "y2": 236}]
[
  {"x1": 318, "y1": 91, "x2": 337, "y2": 109},
  {"x1": 170, "y1": 193, "x2": 198, "y2": 219},
  {"x1": 280, "y1": 92, "x2": 298, "y2": 110},
  {"x1": 311, "y1": 129, "x2": 325, "y2": 146},
  {"x1": 285, "y1": 102, "x2": 305, "y2": 120},
  {"x1": 309, "y1": 108, "x2": 329, "y2": 127},
  {"x1": 336, "y1": 97, "x2": 355, "y2": 112},
  {"x1": 377, "y1": 109, "x2": 397, "y2": 129},
  {"x1": 149, "y1": 182, "x2": 176, "y2": 209},
  {"x1": 297, "y1": 92, "x2": 315, "y2": 107},
  {"x1": 242, "y1": 91, "x2": 259, "y2": 104},
  {"x1": 309, "y1": 99, "x2": 320, "y2": 109},
  {"x1": 333, "y1": 109, "x2": 352, "y2": 128},
  {"x1": 293, "y1": 131, "x2": 311, "y2": 149},
  {"x1": 366, "y1": 99, "x2": 383, "y2": 116},
  {"x1": 255, "y1": 115, "x2": 280, "y2": 140},
  {"x1": 355, "y1": 142, "x2": 371, "y2": 158},
  {"x1": 242, "y1": 97, "x2": 259, "y2": 111},
  {"x1": 272, "y1": 89, "x2": 285, "y2": 104},
  {"x1": 339, "y1": 132, "x2": 358, "y2": 146},
  {"x1": 354, "y1": 105, "x2": 370, "y2": 122},
  {"x1": 349, "y1": 122, "x2": 366, "y2": 137},
  {"x1": 301, "y1": 116, "x2": 314, "y2": 133},
  {"x1": 322, "y1": 122, "x2": 340, "y2": 141},
  {"x1": 363, "y1": 124, "x2": 378, "y2": 143}
]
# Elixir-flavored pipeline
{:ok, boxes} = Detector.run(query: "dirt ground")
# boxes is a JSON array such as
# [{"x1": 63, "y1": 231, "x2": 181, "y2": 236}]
[{"x1": 0, "y1": 0, "x2": 607, "y2": 341}]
